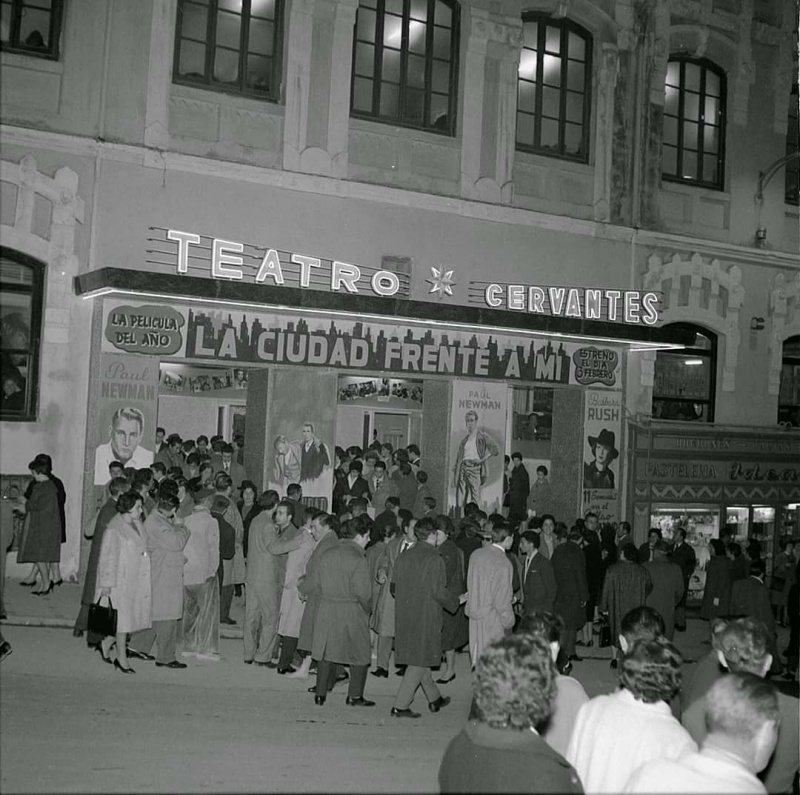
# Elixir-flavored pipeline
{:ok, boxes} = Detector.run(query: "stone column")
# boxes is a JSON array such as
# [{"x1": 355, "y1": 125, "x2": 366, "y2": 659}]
[
  {"x1": 144, "y1": 0, "x2": 177, "y2": 149},
  {"x1": 592, "y1": 43, "x2": 619, "y2": 222},
  {"x1": 283, "y1": 0, "x2": 359, "y2": 177},
  {"x1": 459, "y1": 8, "x2": 522, "y2": 204}
]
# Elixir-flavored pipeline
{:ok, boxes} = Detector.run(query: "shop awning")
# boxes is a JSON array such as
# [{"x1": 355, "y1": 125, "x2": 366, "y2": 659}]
[{"x1": 74, "y1": 268, "x2": 693, "y2": 351}]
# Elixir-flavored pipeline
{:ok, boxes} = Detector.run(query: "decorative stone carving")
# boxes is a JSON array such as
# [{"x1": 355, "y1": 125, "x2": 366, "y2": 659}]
[
  {"x1": 641, "y1": 251, "x2": 745, "y2": 393},
  {"x1": 767, "y1": 271, "x2": 800, "y2": 395}
]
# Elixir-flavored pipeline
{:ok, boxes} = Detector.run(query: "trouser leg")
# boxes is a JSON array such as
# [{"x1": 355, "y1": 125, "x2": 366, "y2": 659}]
[
  {"x1": 182, "y1": 584, "x2": 200, "y2": 651},
  {"x1": 74, "y1": 603, "x2": 90, "y2": 633},
  {"x1": 278, "y1": 636, "x2": 298, "y2": 670},
  {"x1": 154, "y1": 619, "x2": 179, "y2": 664},
  {"x1": 129, "y1": 626, "x2": 157, "y2": 655},
  {"x1": 316, "y1": 659, "x2": 335, "y2": 698},
  {"x1": 256, "y1": 596, "x2": 280, "y2": 662},
  {"x1": 243, "y1": 590, "x2": 262, "y2": 662},
  {"x1": 561, "y1": 627, "x2": 576, "y2": 658},
  {"x1": 419, "y1": 668, "x2": 441, "y2": 703},
  {"x1": 220, "y1": 584, "x2": 234, "y2": 622},
  {"x1": 394, "y1": 665, "x2": 426, "y2": 709},
  {"x1": 377, "y1": 635, "x2": 393, "y2": 669},
  {"x1": 348, "y1": 664, "x2": 368, "y2": 699}
]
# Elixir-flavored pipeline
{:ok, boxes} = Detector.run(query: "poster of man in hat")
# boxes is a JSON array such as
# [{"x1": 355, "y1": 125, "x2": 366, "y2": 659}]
[
  {"x1": 581, "y1": 389, "x2": 622, "y2": 524},
  {"x1": 583, "y1": 428, "x2": 618, "y2": 489}
]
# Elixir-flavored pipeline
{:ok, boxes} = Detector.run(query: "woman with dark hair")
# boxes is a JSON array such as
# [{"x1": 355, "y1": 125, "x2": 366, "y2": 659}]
[
  {"x1": 18, "y1": 458, "x2": 61, "y2": 595},
  {"x1": 237, "y1": 480, "x2": 260, "y2": 558},
  {"x1": 439, "y1": 634, "x2": 583, "y2": 793},
  {"x1": 95, "y1": 491, "x2": 152, "y2": 673},
  {"x1": 600, "y1": 542, "x2": 652, "y2": 669},
  {"x1": 436, "y1": 515, "x2": 468, "y2": 684},
  {"x1": 700, "y1": 537, "x2": 731, "y2": 620}
]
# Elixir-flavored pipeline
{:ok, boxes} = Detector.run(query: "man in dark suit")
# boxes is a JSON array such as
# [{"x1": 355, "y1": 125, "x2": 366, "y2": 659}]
[
  {"x1": 300, "y1": 422, "x2": 330, "y2": 482},
  {"x1": 219, "y1": 443, "x2": 246, "y2": 493},
  {"x1": 332, "y1": 459, "x2": 371, "y2": 514},
  {"x1": 507, "y1": 453, "x2": 530, "y2": 524},
  {"x1": 730, "y1": 559, "x2": 781, "y2": 672},
  {"x1": 670, "y1": 527, "x2": 696, "y2": 631},
  {"x1": 519, "y1": 530, "x2": 556, "y2": 615}
]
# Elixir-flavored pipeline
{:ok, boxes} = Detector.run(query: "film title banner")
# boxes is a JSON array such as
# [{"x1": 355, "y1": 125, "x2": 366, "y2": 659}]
[{"x1": 101, "y1": 300, "x2": 621, "y2": 386}]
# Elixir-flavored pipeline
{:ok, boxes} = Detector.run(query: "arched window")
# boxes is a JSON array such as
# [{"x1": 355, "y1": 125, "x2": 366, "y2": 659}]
[
  {"x1": 662, "y1": 57, "x2": 726, "y2": 190},
  {"x1": 652, "y1": 323, "x2": 717, "y2": 422},
  {"x1": 350, "y1": 0, "x2": 460, "y2": 135},
  {"x1": 516, "y1": 15, "x2": 592, "y2": 162},
  {"x1": 778, "y1": 335, "x2": 800, "y2": 426},
  {"x1": 173, "y1": 0, "x2": 284, "y2": 101},
  {"x1": 1, "y1": 248, "x2": 44, "y2": 421},
  {"x1": 786, "y1": 82, "x2": 799, "y2": 206}
]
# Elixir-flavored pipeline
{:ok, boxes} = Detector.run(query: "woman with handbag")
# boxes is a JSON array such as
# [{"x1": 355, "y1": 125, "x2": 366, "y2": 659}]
[{"x1": 95, "y1": 491, "x2": 152, "y2": 674}]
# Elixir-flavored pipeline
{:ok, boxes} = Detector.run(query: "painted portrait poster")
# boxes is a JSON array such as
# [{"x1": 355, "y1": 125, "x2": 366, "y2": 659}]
[
  {"x1": 449, "y1": 380, "x2": 507, "y2": 518},
  {"x1": 581, "y1": 389, "x2": 622, "y2": 525},
  {"x1": 94, "y1": 353, "x2": 159, "y2": 485},
  {"x1": 266, "y1": 369, "x2": 336, "y2": 512}
]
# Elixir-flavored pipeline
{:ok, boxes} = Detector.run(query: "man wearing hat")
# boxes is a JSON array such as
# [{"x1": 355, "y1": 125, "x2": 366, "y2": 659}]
[
  {"x1": 643, "y1": 539, "x2": 685, "y2": 640},
  {"x1": 583, "y1": 429, "x2": 618, "y2": 490}
]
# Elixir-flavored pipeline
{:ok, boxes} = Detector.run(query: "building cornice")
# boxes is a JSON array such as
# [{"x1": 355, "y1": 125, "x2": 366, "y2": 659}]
[{"x1": 2, "y1": 124, "x2": 799, "y2": 272}]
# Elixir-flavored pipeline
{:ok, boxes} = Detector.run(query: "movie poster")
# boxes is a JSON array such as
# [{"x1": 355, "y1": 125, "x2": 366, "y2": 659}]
[
  {"x1": 581, "y1": 389, "x2": 622, "y2": 525},
  {"x1": 266, "y1": 369, "x2": 336, "y2": 512},
  {"x1": 449, "y1": 380, "x2": 507, "y2": 518},
  {"x1": 94, "y1": 353, "x2": 160, "y2": 485}
]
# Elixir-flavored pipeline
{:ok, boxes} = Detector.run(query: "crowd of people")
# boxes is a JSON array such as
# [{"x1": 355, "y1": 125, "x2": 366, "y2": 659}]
[{"x1": 1, "y1": 433, "x2": 798, "y2": 794}]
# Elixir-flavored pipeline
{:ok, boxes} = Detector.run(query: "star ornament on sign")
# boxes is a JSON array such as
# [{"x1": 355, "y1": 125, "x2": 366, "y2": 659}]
[{"x1": 427, "y1": 266, "x2": 456, "y2": 299}]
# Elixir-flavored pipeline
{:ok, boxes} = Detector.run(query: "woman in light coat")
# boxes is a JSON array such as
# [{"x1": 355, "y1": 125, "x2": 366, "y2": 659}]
[
  {"x1": 95, "y1": 491, "x2": 152, "y2": 673},
  {"x1": 278, "y1": 516, "x2": 317, "y2": 639}
]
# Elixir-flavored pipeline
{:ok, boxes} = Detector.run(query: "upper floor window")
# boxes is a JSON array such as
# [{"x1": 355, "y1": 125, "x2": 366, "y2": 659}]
[
  {"x1": 662, "y1": 58, "x2": 726, "y2": 190},
  {"x1": 516, "y1": 15, "x2": 591, "y2": 162},
  {"x1": 1, "y1": 249, "x2": 44, "y2": 421},
  {"x1": 351, "y1": 0, "x2": 459, "y2": 135},
  {"x1": 779, "y1": 335, "x2": 800, "y2": 427},
  {"x1": 786, "y1": 83, "x2": 799, "y2": 206},
  {"x1": 0, "y1": 0, "x2": 63, "y2": 59},
  {"x1": 173, "y1": 0, "x2": 283, "y2": 101},
  {"x1": 652, "y1": 323, "x2": 717, "y2": 422}
]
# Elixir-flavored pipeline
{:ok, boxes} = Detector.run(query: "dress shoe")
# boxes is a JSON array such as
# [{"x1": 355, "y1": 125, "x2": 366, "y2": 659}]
[
  {"x1": 395, "y1": 666, "x2": 407, "y2": 676},
  {"x1": 371, "y1": 667, "x2": 389, "y2": 678},
  {"x1": 561, "y1": 661, "x2": 573, "y2": 676},
  {"x1": 314, "y1": 695, "x2": 326, "y2": 705},
  {"x1": 97, "y1": 647, "x2": 114, "y2": 665},
  {"x1": 254, "y1": 661, "x2": 274, "y2": 668},
  {"x1": 428, "y1": 696, "x2": 450, "y2": 713},
  {"x1": 113, "y1": 659, "x2": 136, "y2": 674},
  {"x1": 277, "y1": 666, "x2": 296, "y2": 675},
  {"x1": 391, "y1": 707, "x2": 421, "y2": 718},
  {"x1": 0, "y1": 640, "x2": 12, "y2": 661},
  {"x1": 0, "y1": 612, "x2": 6, "y2": 620},
  {"x1": 221, "y1": 617, "x2": 237, "y2": 625},
  {"x1": 156, "y1": 660, "x2": 188, "y2": 669},
  {"x1": 32, "y1": 582, "x2": 54, "y2": 596},
  {"x1": 244, "y1": 659, "x2": 254, "y2": 665},
  {"x1": 20, "y1": 580, "x2": 37, "y2": 587},
  {"x1": 610, "y1": 659, "x2": 618, "y2": 670},
  {"x1": 569, "y1": 654, "x2": 583, "y2": 662},
  {"x1": 346, "y1": 696, "x2": 375, "y2": 707},
  {"x1": 72, "y1": 629, "x2": 84, "y2": 638},
  {"x1": 127, "y1": 648, "x2": 156, "y2": 662},
  {"x1": 435, "y1": 673, "x2": 456, "y2": 684}
]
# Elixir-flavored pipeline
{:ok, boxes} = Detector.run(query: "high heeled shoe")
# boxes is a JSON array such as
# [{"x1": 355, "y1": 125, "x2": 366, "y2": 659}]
[
  {"x1": 53, "y1": 579, "x2": 63, "y2": 587},
  {"x1": 32, "y1": 582, "x2": 54, "y2": 596},
  {"x1": 113, "y1": 659, "x2": 136, "y2": 674},
  {"x1": 20, "y1": 580, "x2": 37, "y2": 587},
  {"x1": 97, "y1": 646, "x2": 114, "y2": 665}
]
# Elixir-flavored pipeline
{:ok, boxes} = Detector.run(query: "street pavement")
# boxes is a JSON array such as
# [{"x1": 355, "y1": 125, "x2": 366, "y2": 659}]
[{"x1": 1, "y1": 583, "x2": 795, "y2": 793}]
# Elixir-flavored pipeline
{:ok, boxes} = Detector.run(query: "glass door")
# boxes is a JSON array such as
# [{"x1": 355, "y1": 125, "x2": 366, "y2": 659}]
[{"x1": 725, "y1": 506, "x2": 750, "y2": 544}]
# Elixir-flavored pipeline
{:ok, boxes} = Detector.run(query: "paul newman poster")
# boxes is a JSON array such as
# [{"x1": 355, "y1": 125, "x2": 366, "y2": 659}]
[
  {"x1": 101, "y1": 299, "x2": 621, "y2": 387},
  {"x1": 581, "y1": 389, "x2": 622, "y2": 525},
  {"x1": 449, "y1": 380, "x2": 507, "y2": 518},
  {"x1": 94, "y1": 353, "x2": 159, "y2": 485}
]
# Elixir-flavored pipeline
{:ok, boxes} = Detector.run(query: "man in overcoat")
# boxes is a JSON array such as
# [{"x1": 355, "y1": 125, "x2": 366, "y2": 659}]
[
  {"x1": 466, "y1": 523, "x2": 514, "y2": 665},
  {"x1": 302, "y1": 515, "x2": 373, "y2": 706},
  {"x1": 390, "y1": 517, "x2": 463, "y2": 718},
  {"x1": 671, "y1": 527, "x2": 696, "y2": 631},
  {"x1": 293, "y1": 512, "x2": 339, "y2": 680},
  {"x1": 371, "y1": 510, "x2": 416, "y2": 677},
  {"x1": 730, "y1": 558, "x2": 780, "y2": 672},
  {"x1": 644, "y1": 540, "x2": 685, "y2": 639},
  {"x1": 128, "y1": 494, "x2": 191, "y2": 668},
  {"x1": 507, "y1": 453, "x2": 530, "y2": 524},
  {"x1": 551, "y1": 526, "x2": 589, "y2": 663},
  {"x1": 519, "y1": 530, "x2": 556, "y2": 616}
]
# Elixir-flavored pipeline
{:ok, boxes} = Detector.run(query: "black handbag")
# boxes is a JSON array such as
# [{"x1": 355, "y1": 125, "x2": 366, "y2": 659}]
[
  {"x1": 88, "y1": 597, "x2": 118, "y2": 637},
  {"x1": 598, "y1": 615, "x2": 612, "y2": 648}
]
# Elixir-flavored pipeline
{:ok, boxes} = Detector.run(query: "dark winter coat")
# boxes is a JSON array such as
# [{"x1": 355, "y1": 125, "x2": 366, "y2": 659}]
[
  {"x1": 297, "y1": 530, "x2": 339, "y2": 652},
  {"x1": 81, "y1": 498, "x2": 118, "y2": 606},
  {"x1": 392, "y1": 540, "x2": 459, "y2": 667},
  {"x1": 601, "y1": 560, "x2": 652, "y2": 641},
  {"x1": 644, "y1": 556, "x2": 685, "y2": 639},
  {"x1": 18, "y1": 479, "x2": 61, "y2": 563},
  {"x1": 439, "y1": 538, "x2": 468, "y2": 652},
  {"x1": 700, "y1": 554, "x2": 731, "y2": 620},
  {"x1": 302, "y1": 538, "x2": 372, "y2": 665},
  {"x1": 552, "y1": 541, "x2": 589, "y2": 632},
  {"x1": 522, "y1": 551, "x2": 557, "y2": 615}
]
